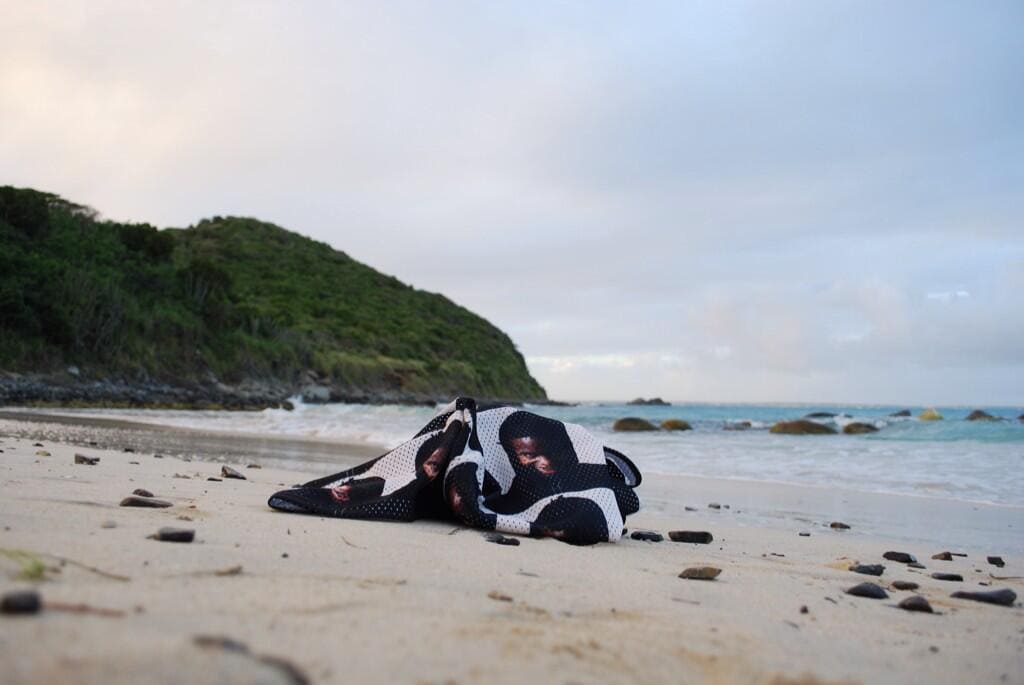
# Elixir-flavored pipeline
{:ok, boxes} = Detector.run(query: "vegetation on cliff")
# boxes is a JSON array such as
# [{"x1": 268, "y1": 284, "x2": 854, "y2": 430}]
[{"x1": 0, "y1": 186, "x2": 546, "y2": 402}]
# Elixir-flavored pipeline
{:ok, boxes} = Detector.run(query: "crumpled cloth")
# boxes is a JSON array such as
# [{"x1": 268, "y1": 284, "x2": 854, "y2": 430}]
[{"x1": 268, "y1": 397, "x2": 642, "y2": 545}]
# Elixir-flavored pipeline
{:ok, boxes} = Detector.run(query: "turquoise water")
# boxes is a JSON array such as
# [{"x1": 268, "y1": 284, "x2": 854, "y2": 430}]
[{"x1": 24, "y1": 401, "x2": 1024, "y2": 507}]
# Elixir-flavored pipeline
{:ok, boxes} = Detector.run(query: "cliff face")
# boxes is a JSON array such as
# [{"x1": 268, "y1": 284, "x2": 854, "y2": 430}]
[{"x1": 0, "y1": 186, "x2": 546, "y2": 407}]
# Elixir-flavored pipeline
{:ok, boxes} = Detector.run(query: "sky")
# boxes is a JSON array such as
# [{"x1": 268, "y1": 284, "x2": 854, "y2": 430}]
[{"x1": 2, "y1": 1, "x2": 1022, "y2": 405}]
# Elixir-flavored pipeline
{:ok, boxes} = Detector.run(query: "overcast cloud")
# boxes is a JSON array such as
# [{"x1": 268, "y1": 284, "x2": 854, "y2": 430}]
[{"x1": 2, "y1": 1, "x2": 1022, "y2": 404}]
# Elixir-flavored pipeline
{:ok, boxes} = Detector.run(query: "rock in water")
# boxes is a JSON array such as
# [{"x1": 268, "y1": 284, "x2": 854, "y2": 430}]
[
  {"x1": 222, "y1": 465, "x2": 247, "y2": 480},
  {"x1": 843, "y1": 422, "x2": 879, "y2": 434},
  {"x1": 932, "y1": 551, "x2": 953, "y2": 561},
  {"x1": 918, "y1": 408, "x2": 943, "y2": 421},
  {"x1": 120, "y1": 495, "x2": 173, "y2": 508},
  {"x1": 660, "y1": 419, "x2": 692, "y2": 431},
  {"x1": 898, "y1": 595, "x2": 934, "y2": 613},
  {"x1": 1, "y1": 590, "x2": 42, "y2": 615},
  {"x1": 74, "y1": 453, "x2": 100, "y2": 465},
  {"x1": 846, "y1": 582, "x2": 888, "y2": 599},
  {"x1": 986, "y1": 556, "x2": 1005, "y2": 568},
  {"x1": 804, "y1": 412, "x2": 837, "y2": 418},
  {"x1": 950, "y1": 588, "x2": 1016, "y2": 607},
  {"x1": 679, "y1": 566, "x2": 721, "y2": 580},
  {"x1": 891, "y1": 580, "x2": 919, "y2": 591},
  {"x1": 630, "y1": 531, "x2": 664, "y2": 542},
  {"x1": 966, "y1": 409, "x2": 999, "y2": 421},
  {"x1": 830, "y1": 521, "x2": 851, "y2": 530},
  {"x1": 883, "y1": 551, "x2": 918, "y2": 564},
  {"x1": 149, "y1": 527, "x2": 195, "y2": 543},
  {"x1": 769, "y1": 420, "x2": 837, "y2": 435},
  {"x1": 931, "y1": 573, "x2": 963, "y2": 582},
  {"x1": 485, "y1": 533, "x2": 520, "y2": 546},
  {"x1": 889, "y1": 409, "x2": 912, "y2": 417},
  {"x1": 612, "y1": 417, "x2": 659, "y2": 432},
  {"x1": 668, "y1": 531, "x2": 714, "y2": 544},
  {"x1": 849, "y1": 564, "x2": 885, "y2": 576}
]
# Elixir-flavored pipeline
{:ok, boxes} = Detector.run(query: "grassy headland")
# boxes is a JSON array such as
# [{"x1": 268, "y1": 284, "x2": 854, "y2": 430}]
[{"x1": 0, "y1": 186, "x2": 546, "y2": 407}]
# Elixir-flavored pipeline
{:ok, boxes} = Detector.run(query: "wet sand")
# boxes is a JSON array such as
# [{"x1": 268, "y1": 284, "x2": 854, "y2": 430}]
[{"x1": 1, "y1": 415, "x2": 1022, "y2": 684}]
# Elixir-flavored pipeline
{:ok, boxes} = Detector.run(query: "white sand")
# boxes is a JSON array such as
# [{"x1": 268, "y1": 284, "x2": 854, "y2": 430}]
[{"x1": 1, "y1": 427, "x2": 1022, "y2": 684}]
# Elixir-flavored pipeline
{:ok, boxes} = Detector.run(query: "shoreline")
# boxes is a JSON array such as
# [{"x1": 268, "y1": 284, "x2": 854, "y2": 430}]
[{"x1": 1, "y1": 429, "x2": 1021, "y2": 683}]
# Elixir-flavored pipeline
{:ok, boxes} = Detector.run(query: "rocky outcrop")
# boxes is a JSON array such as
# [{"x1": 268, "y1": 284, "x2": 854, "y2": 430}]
[
  {"x1": 919, "y1": 408, "x2": 943, "y2": 421},
  {"x1": 660, "y1": 419, "x2": 692, "y2": 431},
  {"x1": 723, "y1": 421, "x2": 752, "y2": 431},
  {"x1": 769, "y1": 420, "x2": 837, "y2": 435},
  {"x1": 627, "y1": 397, "x2": 670, "y2": 406},
  {"x1": 966, "y1": 410, "x2": 999, "y2": 422},
  {"x1": 613, "y1": 417, "x2": 659, "y2": 432},
  {"x1": 889, "y1": 409, "x2": 912, "y2": 417},
  {"x1": 843, "y1": 422, "x2": 879, "y2": 434}
]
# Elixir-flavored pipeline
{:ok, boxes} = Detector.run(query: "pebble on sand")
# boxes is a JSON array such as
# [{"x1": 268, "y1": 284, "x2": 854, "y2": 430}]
[
  {"x1": 830, "y1": 522, "x2": 851, "y2": 530},
  {"x1": 932, "y1": 551, "x2": 953, "y2": 561},
  {"x1": 74, "y1": 453, "x2": 100, "y2": 465},
  {"x1": 668, "y1": 531, "x2": 714, "y2": 544},
  {"x1": 931, "y1": 573, "x2": 963, "y2": 582},
  {"x1": 120, "y1": 495, "x2": 173, "y2": 508},
  {"x1": 35, "y1": 450, "x2": 51, "y2": 457},
  {"x1": 133, "y1": 488, "x2": 154, "y2": 498},
  {"x1": 986, "y1": 556, "x2": 1005, "y2": 568},
  {"x1": 485, "y1": 533, "x2": 520, "y2": 546},
  {"x1": 679, "y1": 566, "x2": 722, "y2": 580},
  {"x1": 222, "y1": 466, "x2": 247, "y2": 480},
  {"x1": 883, "y1": 551, "x2": 917, "y2": 564},
  {"x1": 630, "y1": 531, "x2": 664, "y2": 542},
  {"x1": 1, "y1": 590, "x2": 42, "y2": 615},
  {"x1": 846, "y1": 582, "x2": 888, "y2": 599},
  {"x1": 898, "y1": 595, "x2": 934, "y2": 613},
  {"x1": 891, "y1": 580, "x2": 919, "y2": 591},
  {"x1": 950, "y1": 588, "x2": 1017, "y2": 607},
  {"x1": 149, "y1": 527, "x2": 195, "y2": 543},
  {"x1": 849, "y1": 564, "x2": 885, "y2": 576}
]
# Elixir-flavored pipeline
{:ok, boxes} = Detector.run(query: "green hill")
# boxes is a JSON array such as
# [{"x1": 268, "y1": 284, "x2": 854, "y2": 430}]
[{"x1": 0, "y1": 186, "x2": 546, "y2": 407}]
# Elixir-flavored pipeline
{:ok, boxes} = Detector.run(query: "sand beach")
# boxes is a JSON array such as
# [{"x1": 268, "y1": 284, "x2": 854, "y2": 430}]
[{"x1": 1, "y1": 413, "x2": 1021, "y2": 685}]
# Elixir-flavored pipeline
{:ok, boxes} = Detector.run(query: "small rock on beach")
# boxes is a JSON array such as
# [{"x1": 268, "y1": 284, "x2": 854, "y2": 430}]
[
  {"x1": 679, "y1": 566, "x2": 722, "y2": 580},
  {"x1": 630, "y1": 531, "x2": 663, "y2": 542},
  {"x1": 987, "y1": 556, "x2": 1005, "y2": 568},
  {"x1": 883, "y1": 551, "x2": 917, "y2": 564},
  {"x1": 846, "y1": 582, "x2": 888, "y2": 599},
  {"x1": 74, "y1": 453, "x2": 100, "y2": 465},
  {"x1": 668, "y1": 531, "x2": 714, "y2": 544},
  {"x1": 132, "y1": 488, "x2": 154, "y2": 497},
  {"x1": 891, "y1": 580, "x2": 919, "y2": 591},
  {"x1": 898, "y1": 595, "x2": 934, "y2": 613},
  {"x1": 120, "y1": 495, "x2": 173, "y2": 508},
  {"x1": 1, "y1": 590, "x2": 42, "y2": 615},
  {"x1": 950, "y1": 588, "x2": 1016, "y2": 607},
  {"x1": 931, "y1": 573, "x2": 963, "y2": 582},
  {"x1": 932, "y1": 551, "x2": 953, "y2": 561},
  {"x1": 850, "y1": 564, "x2": 885, "y2": 576},
  {"x1": 830, "y1": 522, "x2": 851, "y2": 530},
  {"x1": 222, "y1": 465, "x2": 247, "y2": 480},
  {"x1": 485, "y1": 533, "x2": 520, "y2": 546},
  {"x1": 149, "y1": 527, "x2": 195, "y2": 543}
]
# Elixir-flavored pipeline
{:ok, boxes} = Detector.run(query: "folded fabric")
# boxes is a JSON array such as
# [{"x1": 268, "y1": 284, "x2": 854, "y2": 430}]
[{"x1": 268, "y1": 397, "x2": 642, "y2": 545}]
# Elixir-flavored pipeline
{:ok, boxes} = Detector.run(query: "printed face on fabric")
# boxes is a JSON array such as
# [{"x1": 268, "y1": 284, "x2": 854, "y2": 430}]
[{"x1": 267, "y1": 398, "x2": 642, "y2": 545}]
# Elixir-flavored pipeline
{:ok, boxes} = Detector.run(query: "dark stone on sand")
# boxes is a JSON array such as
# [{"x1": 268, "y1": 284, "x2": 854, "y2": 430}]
[
  {"x1": 931, "y1": 573, "x2": 963, "y2": 582},
  {"x1": 908, "y1": 562, "x2": 926, "y2": 569},
  {"x1": 898, "y1": 595, "x2": 934, "y2": 613},
  {"x1": 889, "y1": 410, "x2": 912, "y2": 417},
  {"x1": 846, "y1": 582, "x2": 888, "y2": 599},
  {"x1": 1, "y1": 590, "x2": 42, "y2": 615},
  {"x1": 932, "y1": 551, "x2": 953, "y2": 561},
  {"x1": 804, "y1": 412, "x2": 837, "y2": 418},
  {"x1": 153, "y1": 454, "x2": 164, "y2": 459},
  {"x1": 246, "y1": 464, "x2": 262, "y2": 469},
  {"x1": 830, "y1": 521, "x2": 851, "y2": 530},
  {"x1": 612, "y1": 417, "x2": 659, "y2": 432},
  {"x1": 33, "y1": 443, "x2": 43, "y2": 447},
  {"x1": 668, "y1": 531, "x2": 714, "y2": 544},
  {"x1": 660, "y1": 419, "x2": 692, "y2": 431},
  {"x1": 800, "y1": 605, "x2": 808, "y2": 614},
  {"x1": 892, "y1": 580, "x2": 919, "y2": 591},
  {"x1": 883, "y1": 551, "x2": 917, "y2": 564},
  {"x1": 987, "y1": 556, "x2": 1005, "y2": 568},
  {"x1": 123, "y1": 447, "x2": 135, "y2": 453},
  {"x1": 966, "y1": 409, "x2": 999, "y2": 422},
  {"x1": 485, "y1": 533, "x2": 520, "y2": 546},
  {"x1": 708, "y1": 503, "x2": 721, "y2": 510},
  {"x1": 799, "y1": 532, "x2": 811, "y2": 537},
  {"x1": 843, "y1": 422, "x2": 879, "y2": 434},
  {"x1": 207, "y1": 477, "x2": 222, "y2": 482},
  {"x1": 222, "y1": 465, "x2": 246, "y2": 480},
  {"x1": 679, "y1": 566, "x2": 721, "y2": 580},
  {"x1": 74, "y1": 453, "x2": 100, "y2": 465},
  {"x1": 120, "y1": 495, "x2": 172, "y2": 508},
  {"x1": 684, "y1": 506, "x2": 698, "y2": 512},
  {"x1": 950, "y1": 588, "x2": 1016, "y2": 607},
  {"x1": 630, "y1": 531, "x2": 663, "y2": 542},
  {"x1": 849, "y1": 564, "x2": 885, "y2": 576},
  {"x1": 132, "y1": 488, "x2": 154, "y2": 498},
  {"x1": 770, "y1": 420, "x2": 837, "y2": 435},
  {"x1": 149, "y1": 527, "x2": 195, "y2": 543}
]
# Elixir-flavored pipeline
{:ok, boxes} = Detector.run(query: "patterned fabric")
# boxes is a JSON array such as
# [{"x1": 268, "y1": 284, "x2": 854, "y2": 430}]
[{"x1": 268, "y1": 397, "x2": 642, "y2": 545}]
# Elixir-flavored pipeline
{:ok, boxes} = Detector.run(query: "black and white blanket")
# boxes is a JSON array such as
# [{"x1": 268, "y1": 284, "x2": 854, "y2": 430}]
[{"x1": 268, "y1": 397, "x2": 642, "y2": 545}]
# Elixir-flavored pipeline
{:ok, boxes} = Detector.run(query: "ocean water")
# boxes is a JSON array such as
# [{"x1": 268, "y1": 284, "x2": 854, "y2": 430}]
[{"x1": 29, "y1": 401, "x2": 1024, "y2": 508}]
